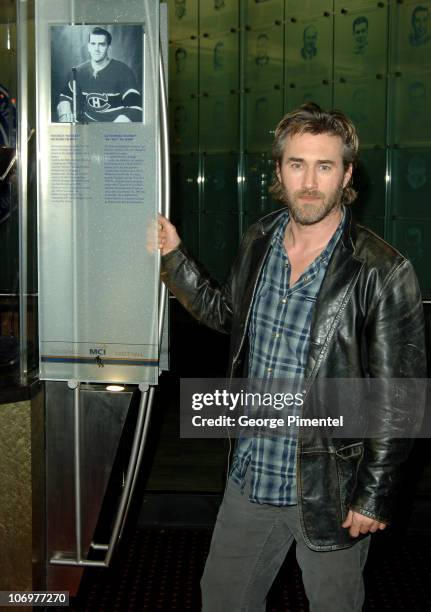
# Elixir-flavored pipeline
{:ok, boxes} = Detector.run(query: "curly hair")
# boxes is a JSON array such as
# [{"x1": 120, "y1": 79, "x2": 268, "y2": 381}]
[{"x1": 269, "y1": 103, "x2": 359, "y2": 205}]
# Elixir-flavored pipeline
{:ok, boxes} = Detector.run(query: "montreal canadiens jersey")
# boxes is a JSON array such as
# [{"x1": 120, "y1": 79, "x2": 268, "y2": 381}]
[{"x1": 59, "y1": 59, "x2": 143, "y2": 123}]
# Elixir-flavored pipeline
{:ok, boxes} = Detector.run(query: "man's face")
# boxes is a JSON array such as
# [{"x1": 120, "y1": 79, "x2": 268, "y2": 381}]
[
  {"x1": 304, "y1": 27, "x2": 317, "y2": 50},
  {"x1": 353, "y1": 21, "x2": 368, "y2": 47},
  {"x1": 256, "y1": 35, "x2": 268, "y2": 59},
  {"x1": 175, "y1": 0, "x2": 186, "y2": 19},
  {"x1": 413, "y1": 8, "x2": 429, "y2": 37},
  {"x1": 276, "y1": 132, "x2": 352, "y2": 225},
  {"x1": 88, "y1": 34, "x2": 109, "y2": 63}
]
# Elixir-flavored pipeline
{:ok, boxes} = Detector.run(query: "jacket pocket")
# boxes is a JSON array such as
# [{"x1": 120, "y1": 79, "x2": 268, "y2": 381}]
[{"x1": 335, "y1": 443, "x2": 363, "y2": 519}]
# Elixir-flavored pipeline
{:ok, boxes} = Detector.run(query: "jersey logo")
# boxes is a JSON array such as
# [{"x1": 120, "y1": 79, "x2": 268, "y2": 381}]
[{"x1": 86, "y1": 93, "x2": 110, "y2": 111}]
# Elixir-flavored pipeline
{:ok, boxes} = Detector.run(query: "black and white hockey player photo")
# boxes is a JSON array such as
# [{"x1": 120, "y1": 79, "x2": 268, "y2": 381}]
[{"x1": 51, "y1": 24, "x2": 143, "y2": 124}]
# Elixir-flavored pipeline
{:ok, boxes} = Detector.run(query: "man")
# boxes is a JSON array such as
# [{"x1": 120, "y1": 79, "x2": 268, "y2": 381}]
[
  {"x1": 57, "y1": 27, "x2": 142, "y2": 123},
  {"x1": 352, "y1": 16, "x2": 369, "y2": 55},
  {"x1": 300, "y1": 25, "x2": 318, "y2": 60},
  {"x1": 255, "y1": 33, "x2": 270, "y2": 67},
  {"x1": 175, "y1": 47, "x2": 188, "y2": 75},
  {"x1": 158, "y1": 104, "x2": 426, "y2": 611},
  {"x1": 175, "y1": 0, "x2": 187, "y2": 20},
  {"x1": 409, "y1": 5, "x2": 431, "y2": 46}
]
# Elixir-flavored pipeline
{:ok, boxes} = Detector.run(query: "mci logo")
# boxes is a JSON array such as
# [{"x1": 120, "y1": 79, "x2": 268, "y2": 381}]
[{"x1": 90, "y1": 348, "x2": 106, "y2": 356}]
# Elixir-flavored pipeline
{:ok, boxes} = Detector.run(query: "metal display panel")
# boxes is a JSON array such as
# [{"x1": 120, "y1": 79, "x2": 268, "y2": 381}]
[
  {"x1": 202, "y1": 154, "x2": 238, "y2": 213},
  {"x1": 199, "y1": 93, "x2": 239, "y2": 153},
  {"x1": 285, "y1": 15, "x2": 333, "y2": 84},
  {"x1": 334, "y1": 5, "x2": 388, "y2": 79},
  {"x1": 37, "y1": 1, "x2": 160, "y2": 384},
  {"x1": 392, "y1": 148, "x2": 431, "y2": 219},
  {"x1": 244, "y1": 0, "x2": 284, "y2": 28},
  {"x1": 244, "y1": 89, "x2": 283, "y2": 152},
  {"x1": 200, "y1": 31, "x2": 239, "y2": 95},
  {"x1": 169, "y1": 39, "x2": 198, "y2": 98},
  {"x1": 391, "y1": 0, "x2": 431, "y2": 73},
  {"x1": 243, "y1": 152, "x2": 275, "y2": 216},
  {"x1": 171, "y1": 154, "x2": 199, "y2": 215},
  {"x1": 200, "y1": 0, "x2": 239, "y2": 36},
  {"x1": 392, "y1": 219, "x2": 431, "y2": 297},
  {"x1": 199, "y1": 211, "x2": 239, "y2": 282},
  {"x1": 354, "y1": 149, "x2": 387, "y2": 219},
  {"x1": 244, "y1": 25, "x2": 284, "y2": 91},
  {"x1": 392, "y1": 74, "x2": 431, "y2": 146},
  {"x1": 334, "y1": 78, "x2": 387, "y2": 147},
  {"x1": 284, "y1": 81, "x2": 332, "y2": 112},
  {"x1": 170, "y1": 96, "x2": 198, "y2": 153},
  {"x1": 168, "y1": 0, "x2": 198, "y2": 42}
]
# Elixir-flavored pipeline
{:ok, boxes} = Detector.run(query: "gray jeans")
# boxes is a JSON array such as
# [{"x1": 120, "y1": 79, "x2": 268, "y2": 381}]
[{"x1": 201, "y1": 476, "x2": 370, "y2": 612}]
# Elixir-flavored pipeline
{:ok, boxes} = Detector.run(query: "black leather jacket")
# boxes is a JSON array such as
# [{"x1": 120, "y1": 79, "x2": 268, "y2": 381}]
[{"x1": 161, "y1": 207, "x2": 426, "y2": 550}]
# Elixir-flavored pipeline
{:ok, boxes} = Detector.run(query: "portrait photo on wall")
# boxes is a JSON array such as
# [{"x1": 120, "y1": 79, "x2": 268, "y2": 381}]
[{"x1": 50, "y1": 24, "x2": 143, "y2": 124}]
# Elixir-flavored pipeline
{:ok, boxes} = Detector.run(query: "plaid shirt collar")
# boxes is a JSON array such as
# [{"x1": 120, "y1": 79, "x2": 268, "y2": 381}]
[{"x1": 271, "y1": 206, "x2": 346, "y2": 271}]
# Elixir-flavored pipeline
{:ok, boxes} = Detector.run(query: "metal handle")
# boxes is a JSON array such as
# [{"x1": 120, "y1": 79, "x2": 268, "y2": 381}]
[
  {"x1": 158, "y1": 39, "x2": 170, "y2": 342},
  {"x1": 51, "y1": 384, "x2": 152, "y2": 568}
]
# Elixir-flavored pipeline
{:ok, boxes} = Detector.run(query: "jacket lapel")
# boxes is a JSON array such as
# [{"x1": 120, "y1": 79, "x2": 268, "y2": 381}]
[{"x1": 305, "y1": 218, "x2": 364, "y2": 382}]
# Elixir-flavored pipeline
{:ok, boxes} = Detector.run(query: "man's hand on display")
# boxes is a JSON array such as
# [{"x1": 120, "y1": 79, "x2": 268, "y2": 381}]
[
  {"x1": 342, "y1": 510, "x2": 387, "y2": 537},
  {"x1": 158, "y1": 214, "x2": 181, "y2": 256},
  {"x1": 58, "y1": 113, "x2": 74, "y2": 122}
]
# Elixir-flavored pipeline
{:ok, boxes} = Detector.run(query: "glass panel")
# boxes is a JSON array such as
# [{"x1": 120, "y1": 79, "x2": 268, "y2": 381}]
[
  {"x1": 392, "y1": 148, "x2": 431, "y2": 219},
  {"x1": 333, "y1": 78, "x2": 386, "y2": 146},
  {"x1": 244, "y1": 89, "x2": 283, "y2": 152},
  {"x1": 245, "y1": 0, "x2": 284, "y2": 28},
  {"x1": 200, "y1": 0, "x2": 239, "y2": 35},
  {"x1": 392, "y1": 0, "x2": 431, "y2": 72},
  {"x1": 171, "y1": 154, "x2": 199, "y2": 217},
  {"x1": 284, "y1": 80, "x2": 332, "y2": 111},
  {"x1": 200, "y1": 94, "x2": 239, "y2": 153},
  {"x1": 169, "y1": 39, "x2": 198, "y2": 98},
  {"x1": 392, "y1": 219, "x2": 431, "y2": 297},
  {"x1": 285, "y1": 15, "x2": 333, "y2": 84},
  {"x1": 392, "y1": 75, "x2": 431, "y2": 146},
  {"x1": 287, "y1": 0, "x2": 333, "y2": 19},
  {"x1": 352, "y1": 215, "x2": 384, "y2": 239},
  {"x1": 199, "y1": 211, "x2": 239, "y2": 282},
  {"x1": 37, "y1": 0, "x2": 159, "y2": 384},
  {"x1": 354, "y1": 148, "x2": 386, "y2": 219},
  {"x1": 243, "y1": 152, "x2": 276, "y2": 215},
  {"x1": 168, "y1": 0, "x2": 198, "y2": 42},
  {"x1": 200, "y1": 31, "x2": 239, "y2": 94},
  {"x1": 202, "y1": 154, "x2": 238, "y2": 213},
  {"x1": 176, "y1": 210, "x2": 199, "y2": 259},
  {"x1": 170, "y1": 96, "x2": 198, "y2": 154},
  {"x1": 244, "y1": 25, "x2": 284, "y2": 90},
  {"x1": 334, "y1": 5, "x2": 388, "y2": 79}
]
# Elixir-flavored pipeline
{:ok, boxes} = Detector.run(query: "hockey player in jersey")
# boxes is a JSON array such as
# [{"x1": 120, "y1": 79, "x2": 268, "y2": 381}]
[{"x1": 57, "y1": 27, "x2": 143, "y2": 123}]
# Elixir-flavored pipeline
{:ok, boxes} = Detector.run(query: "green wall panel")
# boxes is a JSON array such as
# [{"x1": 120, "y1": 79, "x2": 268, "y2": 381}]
[
  {"x1": 200, "y1": 31, "x2": 239, "y2": 94},
  {"x1": 200, "y1": 94, "x2": 239, "y2": 152},
  {"x1": 203, "y1": 154, "x2": 239, "y2": 212},
  {"x1": 392, "y1": 149, "x2": 431, "y2": 219},
  {"x1": 199, "y1": 212, "x2": 239, "y2": 281},
  {"x1": 244, "y1": 25, "x2": 284, "y2": 90}
]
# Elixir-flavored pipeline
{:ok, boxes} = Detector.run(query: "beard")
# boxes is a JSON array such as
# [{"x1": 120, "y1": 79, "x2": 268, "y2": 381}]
[{"x1": 280, "y1": 183, "x2": 344, "y2": 226}]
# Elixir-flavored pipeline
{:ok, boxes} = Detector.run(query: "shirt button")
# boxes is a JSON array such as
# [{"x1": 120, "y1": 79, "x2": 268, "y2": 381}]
[
  {"x1": 273, "y1": 333, "x2": 281, "y2": 338},
  {"x1": 303, "y1": 276, "x2": 309, "y2": 282},
  {"x1": 280, "y1": 298, "x2": 287, "y2": 304},
  {"x1": 267, "y1": 367, "x2": 273, "y2": 373}
]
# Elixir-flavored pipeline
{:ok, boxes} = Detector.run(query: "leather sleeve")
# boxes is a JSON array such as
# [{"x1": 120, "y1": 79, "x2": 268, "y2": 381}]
[
  {"x1": 160, "y1": 243, "x2": 233, "y2": 334},
  {"x1": 350, "y1": 259, "x2": 427, "y2": 523}
]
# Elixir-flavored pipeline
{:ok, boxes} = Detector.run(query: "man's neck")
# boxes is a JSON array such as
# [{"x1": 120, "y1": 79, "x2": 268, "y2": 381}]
[
  {"x1": 91, "y1": 58, "x2": 110, "y2": 74},
  {"x1": 284, "y1": 206, "x2": 343, "y2": 254}
]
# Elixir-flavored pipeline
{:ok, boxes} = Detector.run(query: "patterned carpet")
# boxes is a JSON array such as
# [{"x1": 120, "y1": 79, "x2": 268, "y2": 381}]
[{"x1": 71, "y1": 528, "x2": 431, "y2": 611}]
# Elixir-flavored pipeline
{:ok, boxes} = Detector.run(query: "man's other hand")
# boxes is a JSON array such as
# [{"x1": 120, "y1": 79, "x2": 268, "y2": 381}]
[
  {"x1": 158, "y1": 214, "x2": 181, "y2": 256},
  {"x1": 342, "y1": 510, "x2": 387, "y2": 537}
]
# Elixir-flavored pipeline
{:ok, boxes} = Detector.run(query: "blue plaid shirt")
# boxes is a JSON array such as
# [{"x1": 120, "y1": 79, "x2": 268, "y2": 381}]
[{"x1": 230, "y1": 209, "x2": 345, "y2": 505}]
